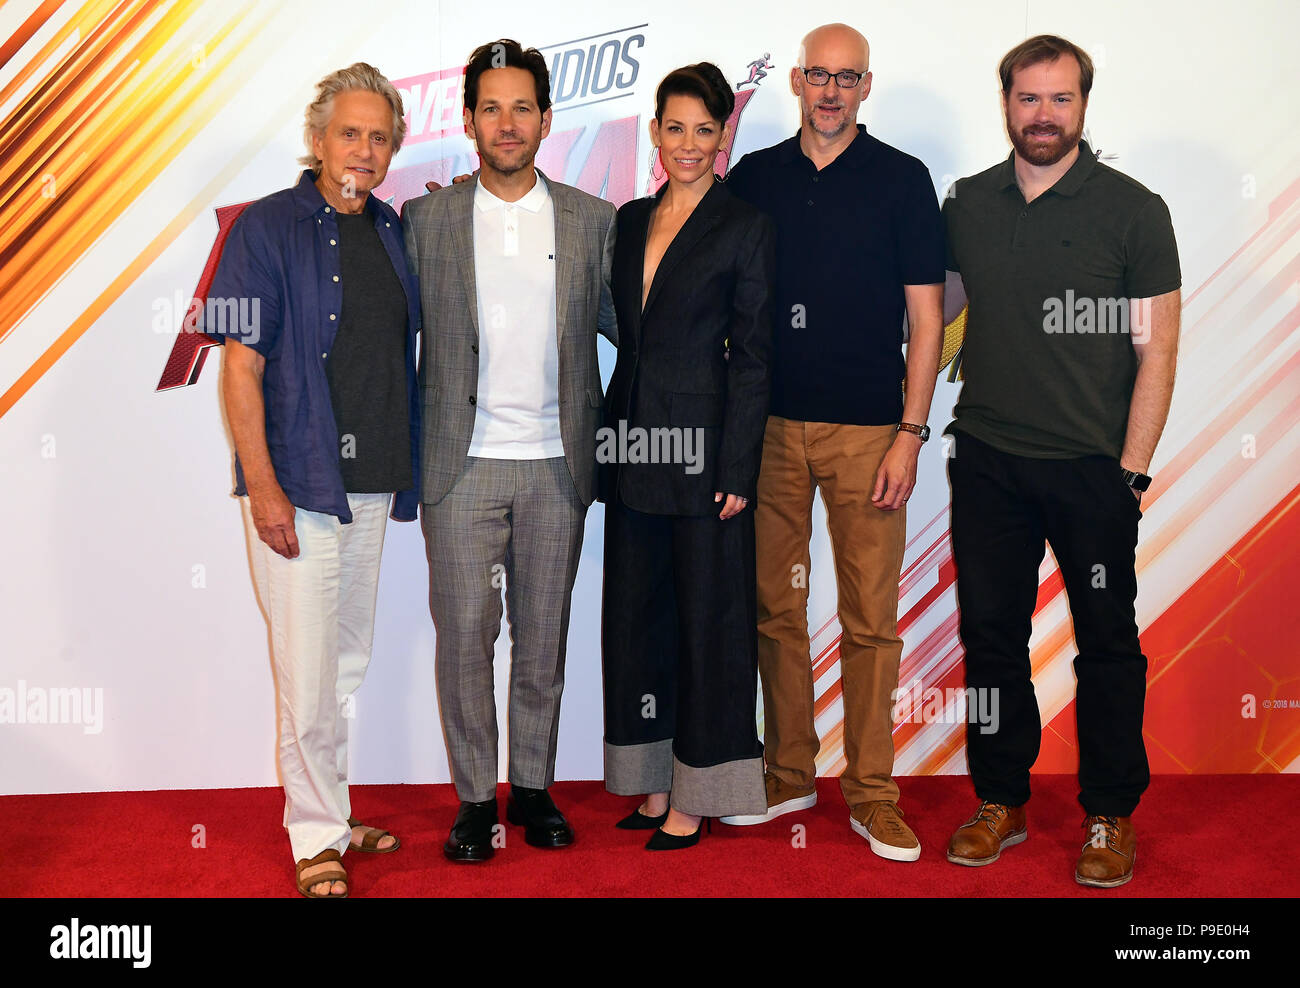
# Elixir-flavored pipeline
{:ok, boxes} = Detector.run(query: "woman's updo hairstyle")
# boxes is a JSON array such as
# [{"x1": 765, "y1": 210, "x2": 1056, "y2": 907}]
[{"x1": 654, "y1": 62, "x2": 735, "y2": 124}]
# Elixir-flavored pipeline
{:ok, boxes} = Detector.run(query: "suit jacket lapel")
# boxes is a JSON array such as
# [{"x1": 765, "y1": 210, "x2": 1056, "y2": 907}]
[
  {"x1": 628, "y1": 201, "x2": 651, "y2": 345},
  {"x1": 449, "y1": 180, "x2": 479, "y2": 337},
  {"x1": 547, "y1": 171, "x2": 575, "y2": 346},
  {"x1": 641, "y1": 180, "x2": 725, "y2": 322}
]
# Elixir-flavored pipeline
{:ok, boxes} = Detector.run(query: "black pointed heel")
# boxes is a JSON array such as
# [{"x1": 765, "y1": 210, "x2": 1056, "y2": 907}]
[
  {"x1": 616, "y1": 805, "x2": 670, "y2": 830},
  {"x1": 645, "y1": 818, "x2": 709, "y2": 850}
]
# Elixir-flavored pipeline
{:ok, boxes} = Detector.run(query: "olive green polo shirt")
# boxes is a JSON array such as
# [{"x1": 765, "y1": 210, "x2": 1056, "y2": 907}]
[{"x1": 942, "y1": 141, "x2": 1181, "y2": 459}]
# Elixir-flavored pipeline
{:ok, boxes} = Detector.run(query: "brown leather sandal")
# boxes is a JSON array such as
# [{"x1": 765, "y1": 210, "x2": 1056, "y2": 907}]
[
  {"x1": 296, "y1": 848, "x2": 348, "y2": 898},
  {"x1": 347, "y1": 816, "x2": 401, "y2": 853}
]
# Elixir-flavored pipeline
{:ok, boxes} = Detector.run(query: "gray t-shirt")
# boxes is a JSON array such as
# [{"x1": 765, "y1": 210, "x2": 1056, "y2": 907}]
[{"x1": 327, "y1": 211, "x2": 412, "y2": 493}]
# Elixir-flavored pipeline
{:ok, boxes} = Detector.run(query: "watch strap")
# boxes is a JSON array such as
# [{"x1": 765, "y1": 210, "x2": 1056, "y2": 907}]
[{"x1": 1121, "y1": 469, "x2": 1152, "y2": 492}]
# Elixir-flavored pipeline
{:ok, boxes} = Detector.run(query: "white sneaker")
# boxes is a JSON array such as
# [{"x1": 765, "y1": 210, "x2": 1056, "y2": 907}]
[
  {"x1": 849, "y1": 801, "x2": 921, "y2": 862},
  {"x1": 720, "y1": 790, "x2": 818, "y2": 826}
]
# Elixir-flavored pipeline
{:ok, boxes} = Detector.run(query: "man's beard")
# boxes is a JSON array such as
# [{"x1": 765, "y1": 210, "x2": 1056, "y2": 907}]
[
  {"x1": 478, "y1": 136, "x2": 537, "y2": 176},
  {"x1": 1008, "y1": 117, "x2": 1084, "y2": 166},
  {"x1": 805, "y1": 100, "x2": 850, "y2": 139}
]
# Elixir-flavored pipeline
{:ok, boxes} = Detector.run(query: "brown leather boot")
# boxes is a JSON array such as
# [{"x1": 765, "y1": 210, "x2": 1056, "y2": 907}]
[
  {"x1": 946, "y1": 800, "x2": 1027, "y2": 866},
  {"x1": 1076, "y1": 815, "x2": 1136, "y2": 888}
]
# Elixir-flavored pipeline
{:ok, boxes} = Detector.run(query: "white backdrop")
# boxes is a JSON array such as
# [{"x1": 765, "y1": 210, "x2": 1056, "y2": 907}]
[{"x1": 2, "y1": 0, "x2": 1296, "y2": 793}]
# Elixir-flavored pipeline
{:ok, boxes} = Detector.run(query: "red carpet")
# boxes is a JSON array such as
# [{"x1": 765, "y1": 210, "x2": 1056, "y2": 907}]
[{"x1": 6, "y1": 775, "x2": 1296, "y2": 897}]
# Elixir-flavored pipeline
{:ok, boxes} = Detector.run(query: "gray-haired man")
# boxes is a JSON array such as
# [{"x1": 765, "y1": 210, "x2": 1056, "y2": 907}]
[{"x1": 216, "y1": 63, "x2": 420, "y2": 897}]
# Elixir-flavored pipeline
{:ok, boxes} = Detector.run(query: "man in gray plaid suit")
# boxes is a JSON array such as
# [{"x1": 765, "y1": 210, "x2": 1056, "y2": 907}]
[{"x1": 403, "y1": 39, "x2": 617, "y2": 863}]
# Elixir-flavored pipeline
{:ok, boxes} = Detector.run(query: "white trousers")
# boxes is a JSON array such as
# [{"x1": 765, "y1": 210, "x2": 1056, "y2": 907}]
[{"x1": 241, "y1": 493, "x2": 389, "y2": 862}]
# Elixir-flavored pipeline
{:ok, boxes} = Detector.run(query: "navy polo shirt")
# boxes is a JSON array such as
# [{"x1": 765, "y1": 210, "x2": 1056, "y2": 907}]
[
  {"x1": 726, "y1": 125, "x2": 945, "y2": 425},
  {"x1": 209, "y1": 170, "x2": 422, "y2": 522}
]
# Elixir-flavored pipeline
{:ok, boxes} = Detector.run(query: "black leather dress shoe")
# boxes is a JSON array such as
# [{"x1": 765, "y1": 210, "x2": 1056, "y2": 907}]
[
  {"x1": 506, "y1": 785, "x2": 575, "y2": 848},
  {"x1": 443, "y1": 798, "x2": 498, "y2": 863}
]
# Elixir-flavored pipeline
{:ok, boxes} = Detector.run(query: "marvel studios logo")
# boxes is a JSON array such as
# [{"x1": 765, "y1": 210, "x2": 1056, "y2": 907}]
[
  {"x1": 396, "y1": 25, "x2": 646, "y2": 143},
  {"x1": 542, "y1": 23, "x2": 645, "y2": 112}
]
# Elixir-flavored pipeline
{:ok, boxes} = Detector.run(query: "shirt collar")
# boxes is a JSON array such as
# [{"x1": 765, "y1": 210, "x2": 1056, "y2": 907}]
[
  {"x1": 292, "y1": 168, "x2": 385, "y2": 221},
  {"x1": 1052, "y1": 140, "x2": 1097, "y2": 196},
  {"x1": 997, "y1": 140, "x2": 1098, "y2": 197},
  {"x1": 475, "y1": 171, "x2": 550, "y2": 213},
  {"x1": 777, "y1": 123, "x2": 875, "y2": 168},
  {"x1": 292, "y1": 169, "x2": 328, "y2": 219}
]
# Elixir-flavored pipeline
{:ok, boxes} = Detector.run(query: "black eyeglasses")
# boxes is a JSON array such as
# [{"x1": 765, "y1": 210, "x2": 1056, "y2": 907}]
[{"x1": 800, "y1": 67, "x2": 867, "y2": 88}]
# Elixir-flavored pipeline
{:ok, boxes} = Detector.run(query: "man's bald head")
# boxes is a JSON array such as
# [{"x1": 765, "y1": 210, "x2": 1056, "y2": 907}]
[
  {"x1": 797, "y1": 23, "x2": 870, "y2": 72},
  {"x1": 792, "y1": 23, "x2": 872, "y2": 143}
]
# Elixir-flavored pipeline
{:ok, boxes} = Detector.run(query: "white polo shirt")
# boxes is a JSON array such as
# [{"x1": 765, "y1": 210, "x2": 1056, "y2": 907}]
[{"x1": 468, "y1": 173, "x2": 564, "y2": 460}]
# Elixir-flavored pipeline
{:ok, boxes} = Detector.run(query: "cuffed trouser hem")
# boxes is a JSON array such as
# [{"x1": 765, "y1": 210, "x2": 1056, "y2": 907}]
[
  {"x1": 670, "y1": 755, "x2": 766, "y2": 818},
  {"x1": 605, "y1": 742, "x2": 767, "y2": 818},
  {"x1": 604, "y1": 738, "x2": 674, "y2": 796}
]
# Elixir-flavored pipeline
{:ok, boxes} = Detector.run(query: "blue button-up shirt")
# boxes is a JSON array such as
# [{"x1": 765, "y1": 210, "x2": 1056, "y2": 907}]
[{"x1": 211, "y1": 170, "x2": 421, "y2": 523}]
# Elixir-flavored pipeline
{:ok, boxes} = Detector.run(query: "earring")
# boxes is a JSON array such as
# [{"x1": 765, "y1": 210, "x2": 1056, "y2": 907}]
[{"x1": 648, "y1": 144, "x2": 666, "y2": 183}]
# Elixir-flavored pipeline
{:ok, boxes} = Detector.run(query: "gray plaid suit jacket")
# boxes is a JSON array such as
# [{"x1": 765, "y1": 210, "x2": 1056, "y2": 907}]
[{"x1": 402, "y1": 171, "x2": 618, "y2": 506}]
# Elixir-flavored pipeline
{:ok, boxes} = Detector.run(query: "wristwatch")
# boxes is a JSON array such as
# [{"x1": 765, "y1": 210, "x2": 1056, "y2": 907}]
[
  {"x1": 897, "y1": 422, "x2": 931, "y2": 442},
  {"x1": 1121, "y1": 468, "x2": 1152, "y2": 492}
]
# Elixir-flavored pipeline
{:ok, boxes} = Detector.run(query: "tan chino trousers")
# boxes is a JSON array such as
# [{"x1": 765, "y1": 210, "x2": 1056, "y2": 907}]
[{"x1": 755, "y1": 416, "x2": 906, "y2": 808}]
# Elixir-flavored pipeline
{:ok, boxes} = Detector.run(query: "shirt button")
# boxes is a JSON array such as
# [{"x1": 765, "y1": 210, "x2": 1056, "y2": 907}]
[
  {"x1": 330, "y1": 239, "x2": 337, "y2": 246},
  {"x1": 471, "y1": 344, "x2": 479, "y2": 354},
  {"x1": 386, "y1": 222, "x2": 391, "y2": 227},
  {"x1": 469, "y1": 395, "x2": 477, "y2": 405},
  {"x1": 812, "y1": 176, "x2": 819, "y2": 183},
  {"x1": 321, "y1": 352, "x2": 328, "y2": 359},
  {"x1": 324, "y1": 206, "x2": 331, "y2": 213},
  {"x1": 332, "y1": 275, "x2": 339, "y2": 282},
  {"x1": 807, "y1": 199, "x2": 814, "y2": 206},
  {"x1": 329, "y1": 314, "x2": 336, "y2": 320}
]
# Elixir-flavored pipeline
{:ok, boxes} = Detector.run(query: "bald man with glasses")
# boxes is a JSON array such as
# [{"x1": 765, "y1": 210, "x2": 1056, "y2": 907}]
[{"x1": 720, "y1": 23, "x2": 945, "y2": 861}]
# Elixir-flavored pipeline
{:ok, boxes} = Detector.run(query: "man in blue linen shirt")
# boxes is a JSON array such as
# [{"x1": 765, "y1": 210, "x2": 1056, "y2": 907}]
[{"x1": 214, "y1": 62, "x2": 419, "y2": 898}]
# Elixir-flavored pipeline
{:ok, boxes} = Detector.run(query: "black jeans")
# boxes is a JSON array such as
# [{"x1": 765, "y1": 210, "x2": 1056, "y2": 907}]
[{"x1": 948, "y1": 429, "x2": 1150, "y2": 816}]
